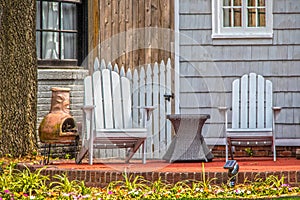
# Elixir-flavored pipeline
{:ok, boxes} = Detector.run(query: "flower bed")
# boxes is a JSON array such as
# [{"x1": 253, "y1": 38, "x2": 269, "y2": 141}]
[{"x1": 0, "y1": 162, "x2": 299, "y2": 199}]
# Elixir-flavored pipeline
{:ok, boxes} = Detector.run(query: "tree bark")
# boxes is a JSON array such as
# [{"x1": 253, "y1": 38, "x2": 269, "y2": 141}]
[{"x1": 0, "y1": 0, "x2": 37, "y2": 156}]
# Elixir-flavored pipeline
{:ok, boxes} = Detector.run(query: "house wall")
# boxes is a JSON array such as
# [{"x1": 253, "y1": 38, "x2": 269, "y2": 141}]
[{"x1": 178, "y1": 0, "x2": 300, "y2": 146}]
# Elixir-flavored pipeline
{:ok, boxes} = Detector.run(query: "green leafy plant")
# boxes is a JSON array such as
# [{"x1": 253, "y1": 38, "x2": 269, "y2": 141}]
[
  {"x1": 245, "y1": 147, "x2": 253, "y2": 156},
  {"x1": 50, "y1": 173, "x2": 81, "y2": 194},
  {"x1": 0, "y1": 162, "x2": 16, "y2": 190},
  {"x1": 31, "y1": 151, "x2": 38, "y2": 157},
  {"x1": 64, "y1": 153, "x2": 71, "y2": 160},
  {"x1": 13, "y1": 165, "x2": 49, "y2": 197}
]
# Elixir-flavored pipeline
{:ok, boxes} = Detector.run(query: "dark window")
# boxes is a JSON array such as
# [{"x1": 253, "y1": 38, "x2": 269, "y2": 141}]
[{"x1": 36, "y1": 0, "x2": 87, "y2": 67}]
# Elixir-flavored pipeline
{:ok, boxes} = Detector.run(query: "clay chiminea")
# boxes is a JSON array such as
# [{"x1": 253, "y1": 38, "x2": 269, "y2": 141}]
[{"x1": 39, "y1": 87, "x2": 78, "y2": 144}]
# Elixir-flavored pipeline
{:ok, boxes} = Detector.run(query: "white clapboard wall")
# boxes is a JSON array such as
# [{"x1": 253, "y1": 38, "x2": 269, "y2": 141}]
[{"x1": 91, "y1": 58, "x2": 173, "y2": 160}]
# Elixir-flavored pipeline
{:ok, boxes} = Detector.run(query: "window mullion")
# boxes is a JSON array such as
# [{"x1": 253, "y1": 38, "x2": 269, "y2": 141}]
[
  {"x1": 231, "y1": 0, "x2": 234, "y2": 27},
  {"x1": 255, "y1": 0, "x2": 258, "y2": 27},
  {"x1": 243, "y1": 0, "x2": 247, "y2": 28},
  {"x1": 39, "y1": 1, "x2": 43, "y2": 59},
  {"x1": 58, "y1": 2, "x2": 61, "y2": 59}
]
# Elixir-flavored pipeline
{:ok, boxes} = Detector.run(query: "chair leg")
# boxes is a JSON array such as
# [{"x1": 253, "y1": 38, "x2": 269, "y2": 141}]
[
  {"x1": 125, "y1": 148, "x2": 133, "y2": 163},
  {"x1": 142, "y1": 142, "x2": 146, "y2": 164},
  {"x1": 273, "y1": 143, "x2": 276, "y2": 161},
  {"x1": 88, "y1": 138, "x2": 93, "y2": 165},
  {"x1": 225, "y1": 139, "x2": 229, "y2": 162}
]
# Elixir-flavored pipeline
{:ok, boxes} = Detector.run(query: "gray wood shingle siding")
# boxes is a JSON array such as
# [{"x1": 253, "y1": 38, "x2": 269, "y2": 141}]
[{"x1": 178, "y1": 0, "x2": 300, "y2": 145}]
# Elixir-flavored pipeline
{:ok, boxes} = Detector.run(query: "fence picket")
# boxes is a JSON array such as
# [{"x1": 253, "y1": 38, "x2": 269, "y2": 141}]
[
  {"x1": 166, "y1": 58, "x2": 172, "y2": 147},
  {"x1": 152, "y1": 63, "x2": 160, "y2": 158},
  {"x1": 100, "y1": 59, "x2": 106, "y2": 70},
  {"x1": 114, "y1": 64, "x2": 119, "y2": 73},
  {"x1": 159, "y1": 61, "x2": 167, "y2": 156},
  {"x1": 132, "y1": 69, "x2": 139, "y2": 128},
  {"x1": 139, "y1": 67, "x2": 146, "y2": 158},
  {"x1": 146, "y1": 64, "x2": 153, "y2": 158}
]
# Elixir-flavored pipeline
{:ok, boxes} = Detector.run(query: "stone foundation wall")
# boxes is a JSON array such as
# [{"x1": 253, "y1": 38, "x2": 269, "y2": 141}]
[{"x1": 211, "y1": 145, "x2": 299, "y2": 158}]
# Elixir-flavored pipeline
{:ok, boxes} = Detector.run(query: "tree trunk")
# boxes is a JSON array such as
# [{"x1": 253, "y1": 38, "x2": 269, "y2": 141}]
[{"x1": 0, "y1": 0, "x2": 37, "y2": 156}]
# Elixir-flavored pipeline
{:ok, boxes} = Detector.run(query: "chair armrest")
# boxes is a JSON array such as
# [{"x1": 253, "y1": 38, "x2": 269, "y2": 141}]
[
  {"x1": 218, "y1": 107, "x2": 229, "y2": 112},
  {"x1": 272, "y1": 107, "x2": 282, "y2": 119},
  {"x1": 140, "y1": 106, "x2": 157, "y2": 121},
  {"x1": 82, "y1": 105, "x2": 95, "y2": 116},
  {"x1": 218, "y1": 107, "x2": 229, "y2": 130},
  {"x1": 82, "y1": 105, "x2": 95, "y2": 111},
  {"x1": 134, "y1": 106, "x2": 157, "y2": 128},
  {"x1": 272, "y1": 107, "x2": 282, "y2": 112}
]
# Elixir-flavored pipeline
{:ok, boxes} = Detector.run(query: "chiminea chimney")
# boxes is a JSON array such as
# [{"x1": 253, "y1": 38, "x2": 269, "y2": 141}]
[{"x1": 39, "y1": 87, "x2": 78, "y2": 144}]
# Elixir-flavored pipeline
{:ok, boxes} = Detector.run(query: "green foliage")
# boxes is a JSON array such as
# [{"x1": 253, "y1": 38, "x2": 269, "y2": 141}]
[
  {"x1": 51, "y1": 173, "x2": 81, "y2": 194},
  {"x1": 65, "y1": 153, "x2": 71, "y2": 160},
  {"x1": 13, "y1": 165, "x2": 49, "y2": 196},
  {"x1": 245, "y1": 148, "x2": 253, "y2": 157},
  {"x1": 0, "y1": 162, "x2": 299, "y2": 199},
  {"x1": 0, "y1": 162, "x2": 49, "y2": 199},
  {"x1": 0, "y1": 162, "x2": 16, "y2": 190}
]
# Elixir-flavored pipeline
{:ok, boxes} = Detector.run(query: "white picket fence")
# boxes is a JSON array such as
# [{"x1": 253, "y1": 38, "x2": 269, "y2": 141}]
[{"x1": 91, "y1": 58, "x2": 173, "y2": 160}]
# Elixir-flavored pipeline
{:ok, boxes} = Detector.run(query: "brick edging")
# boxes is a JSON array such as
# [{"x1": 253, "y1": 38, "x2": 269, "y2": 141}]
[{"x1": 16, "y1": 164, "x2": 300, "y2": 187}]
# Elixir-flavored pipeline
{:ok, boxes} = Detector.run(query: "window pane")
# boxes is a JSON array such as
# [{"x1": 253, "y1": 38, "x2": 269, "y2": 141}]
[
  {"x1": 42, "y1": 32, "x2": 59, "y2": 59},
  {"x1": 62, "y1": 33, "x2": 77, "y2": 59},
  {"x1": 233, "y1": 8, "x2": 242, "y2": 26},
  {"x1": 61, "y1": 3, "x2": 77, "y2": 30},
  {"x1": 42, "y1": 2, "x2": 59, "y2": 30},
  {"x1": 223, "y1": 0, "x2": 231, "y2": 6},
  {"x1": 258, "y1": 8, "x2": 266, "y2": 26},
  {"x1": 248, "y1": 0, "x2": 256, "y2": 6},
  {"x1": 36, "y1": 32, "x2": 41, "y2": 59},
  {"x1": 36, "y1": 1, "x2": 41, "y2": 29},
  {"x1": 223, "y1": 8, "x2": 231, "y2": 27},
  {"x1": 258, "y1": 0, "x2": 265, "y2": 6},
  {"x1": 248, "y1": 8, "x2": 256, "y2": 27},
  {"x1": 234, "y1": 0, "x2": 241, "y2": 6}
]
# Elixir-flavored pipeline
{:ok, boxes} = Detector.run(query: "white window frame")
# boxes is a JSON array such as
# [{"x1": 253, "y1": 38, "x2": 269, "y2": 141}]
[{"x1": 212, "y1": 0, "x2": 273, "y2": 39}]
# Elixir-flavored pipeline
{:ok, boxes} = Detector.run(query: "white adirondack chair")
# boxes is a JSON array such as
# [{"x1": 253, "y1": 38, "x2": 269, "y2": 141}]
[
  {"x1": 76, "y1": 59, "x2": 154, "y2": 165},
  {"x1": 219, "y1": 73, "x2": 281, "y2": 162}
]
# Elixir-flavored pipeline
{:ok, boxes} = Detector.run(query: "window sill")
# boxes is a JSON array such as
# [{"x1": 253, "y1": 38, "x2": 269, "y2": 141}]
[
  {"x1": 212, "y1": 33, "x2": 273, "y2": 39},
  {"x1": 211, "y1": 33, "x2": 273, "y2": 45},
  {"x1": 37, "y1": 59, "x2": 78, "y2": 67}
]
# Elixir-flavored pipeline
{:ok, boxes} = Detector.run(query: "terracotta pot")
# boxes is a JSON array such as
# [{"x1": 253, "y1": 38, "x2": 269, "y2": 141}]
[{"x1": 39, "y1": 87, "x2": 78, "y2": 143}]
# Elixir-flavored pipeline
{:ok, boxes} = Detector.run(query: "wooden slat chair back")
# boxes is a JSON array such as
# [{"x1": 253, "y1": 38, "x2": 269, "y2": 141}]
[
  {"x1": 219, "y1": 73, "x2": 281, "y2": 161},
  {"x1": 76, "y1": 59, "x2": 153, "y2": 165}
]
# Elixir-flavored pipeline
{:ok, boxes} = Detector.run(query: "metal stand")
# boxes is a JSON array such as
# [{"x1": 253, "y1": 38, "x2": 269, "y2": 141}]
[
  {"x1": 42, "y1": 143, "x2": 51, "y2": 165},
  {"x1": 42, "y1": 136, "x2": 80, "y2": 165}
]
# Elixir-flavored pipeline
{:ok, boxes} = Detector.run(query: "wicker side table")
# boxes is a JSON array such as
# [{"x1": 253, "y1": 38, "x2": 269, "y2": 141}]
[{"x1": 163, "y1": 114, "x2": 214, "y2": 162}]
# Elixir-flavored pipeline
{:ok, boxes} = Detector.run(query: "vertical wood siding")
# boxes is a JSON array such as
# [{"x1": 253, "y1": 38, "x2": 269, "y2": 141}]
[
  {"x1": 178, "y1": 0, "x2": 300, "y2": 144},
  {"x1": 88, "y1": 0, "x2": 174, "y2": 70}
]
